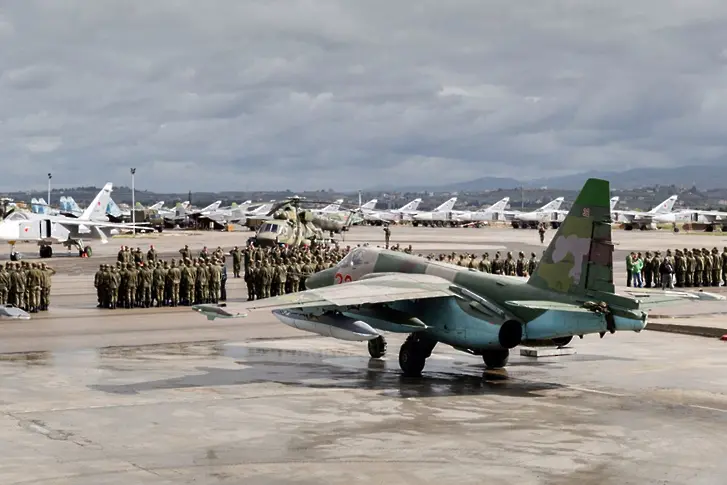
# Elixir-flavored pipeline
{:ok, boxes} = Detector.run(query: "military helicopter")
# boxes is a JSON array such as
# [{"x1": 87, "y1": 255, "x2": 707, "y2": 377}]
[{"x1": 247, "y1": 196, "x2": 362, "y2": 247}]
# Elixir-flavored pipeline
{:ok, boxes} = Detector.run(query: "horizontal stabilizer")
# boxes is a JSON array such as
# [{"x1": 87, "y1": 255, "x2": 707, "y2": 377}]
[{"x1": 625, "y1": 289, "x2": 726, "y2": 309}]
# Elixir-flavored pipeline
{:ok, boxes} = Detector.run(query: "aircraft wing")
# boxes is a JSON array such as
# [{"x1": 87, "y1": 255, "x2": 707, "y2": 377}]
[
  {"x1": 49, "y1": 217, "x2": 149, "y2": 229},
  {"x1": 623, "y1": 289, "x2": 726, "y2": 309},
  {"x1": 193, "y1": 273, "x2": 456, "y2": 320}
]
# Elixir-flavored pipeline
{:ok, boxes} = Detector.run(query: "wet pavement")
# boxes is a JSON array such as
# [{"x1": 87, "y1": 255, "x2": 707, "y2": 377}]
[
  {"x1": 2, "y1": 225, "x2": 727, "y2": 483},
  {"x1": 2, "y1": 324, "x2": 727, "y2": 484}
]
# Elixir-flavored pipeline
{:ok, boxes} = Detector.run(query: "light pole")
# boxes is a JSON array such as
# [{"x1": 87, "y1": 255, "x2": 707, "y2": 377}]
[
  {"x1": 130, "y1": 168, "x2": 136, "y2": 236},
  {"x1": 47, "y1": 173, "x2": 52, "y2": 208}
]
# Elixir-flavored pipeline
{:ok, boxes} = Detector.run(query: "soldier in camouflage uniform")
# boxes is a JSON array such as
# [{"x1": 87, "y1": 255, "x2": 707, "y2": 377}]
[
  {"x1": 245, "y1": 262, "x2": 256, "y2": 301},
  {"x1": 684, "y1": 250, "x2": 694, "y2": 287},
  {"x1": 527, "y1": 252, "x2": 538, "y2": 276},
  {"x1": 702, "y1": 248, "x2": 712, "y2": 287},
  {"x1": 711, "y1": 247, "x2": 721, "y2": 287},
  {"x1": 504, "y1": 252, "x2": 516, "y2": 276},
  {"x1": 492, "y1": 252, "x2": 503, "y2": 275},
  {"x1": 0, "y1": 264, "x2": 9, "y2": 305},
  {"x1": 478, "y1": 253, "x2": 491, "y2": 273},
  {"x1": 515, "y1": 252, "x2": 525, "y2": 276}
]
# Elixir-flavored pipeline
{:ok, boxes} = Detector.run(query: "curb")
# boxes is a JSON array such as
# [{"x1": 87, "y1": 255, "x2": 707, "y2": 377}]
[{"x1": 646, "y1": 323, "x2": 727, "y2": 339}]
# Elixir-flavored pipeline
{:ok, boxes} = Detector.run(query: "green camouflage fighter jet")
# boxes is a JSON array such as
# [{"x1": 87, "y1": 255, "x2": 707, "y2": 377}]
[{"x1": 194, "y1": 178, "x2": 725, "y2": 376}]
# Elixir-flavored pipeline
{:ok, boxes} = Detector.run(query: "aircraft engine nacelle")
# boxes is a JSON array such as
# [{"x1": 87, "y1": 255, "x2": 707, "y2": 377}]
[
  {"x1": 498, "y1": 320, "x2": 523, "y2": 349},
  {"x1": 272, "y1": 309, "x2": 380, "y2": 341}
]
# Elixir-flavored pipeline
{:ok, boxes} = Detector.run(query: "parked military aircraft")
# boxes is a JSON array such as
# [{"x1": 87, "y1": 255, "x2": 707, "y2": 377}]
[
  {"x1": 509, "y1": 197, "x2": 565, "y2": 228},
  {"x1": 0, "y1": 183, "x2": 148, "y2": 257},
  {"x1": 412, "y1": 197, "x2": 510, "y2": 226},
  {"x1": 363, "y1": 198, "x2": 422, "y2": 224},
  {"x1": 612, "y1": 195, "x2": 678, "y2": 230},
  {"x1": 193, "y1": 178, "x2": 724, "y2": 377}
]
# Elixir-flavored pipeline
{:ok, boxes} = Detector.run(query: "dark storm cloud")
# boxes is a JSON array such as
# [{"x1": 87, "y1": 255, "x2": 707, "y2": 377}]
[{"x1": 2, "y1": 0, "x2": 727, "y2": 192}]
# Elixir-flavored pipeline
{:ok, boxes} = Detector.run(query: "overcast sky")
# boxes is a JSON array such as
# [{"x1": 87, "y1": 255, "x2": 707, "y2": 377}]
[{"x1": 2, "y1": 1, "x2": 727, "y2": 192}]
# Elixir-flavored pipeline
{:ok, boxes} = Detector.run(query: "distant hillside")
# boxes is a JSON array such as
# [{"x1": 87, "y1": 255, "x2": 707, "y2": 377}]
[{"x1": 424, "y1": 165, "x2": 727, "y2": 192}]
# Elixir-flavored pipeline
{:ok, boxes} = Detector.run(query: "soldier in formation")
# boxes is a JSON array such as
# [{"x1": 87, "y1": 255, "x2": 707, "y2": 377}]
[
  {"x1": 0, "y1": 261, "x2": 55, "y2": 313},
  {"x1": 632, "y1": 247, "x2": 727, "y2": 289},
  {"x1": 96, "y1": 250, "x2": 228, "y2": 309},
  {"x1": 419, "y1": 250, "x2": 540, "y2": 277},
  {"x1": 241, "y1": 243, "x2": 348, "y2": 300}
]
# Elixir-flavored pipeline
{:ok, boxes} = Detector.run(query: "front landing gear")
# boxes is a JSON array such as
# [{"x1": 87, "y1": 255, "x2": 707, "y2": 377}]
[
  {"x1": 482, "y1": 349, "x2": 509, "y2": 369},
  {"x1": 398, "y1": 333, "x2": 437, "y2": 376},
  {"x1": 368, "y1": 335, "x2": 387, "y2": 358}
]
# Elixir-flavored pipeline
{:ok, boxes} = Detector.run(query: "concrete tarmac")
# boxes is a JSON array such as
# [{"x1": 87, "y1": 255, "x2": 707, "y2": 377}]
[{"x1": 2, "y1": 225, "x2": 727, "y2": 484}]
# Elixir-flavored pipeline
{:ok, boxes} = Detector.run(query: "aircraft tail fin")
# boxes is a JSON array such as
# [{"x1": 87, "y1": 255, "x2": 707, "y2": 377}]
[
  {"x1": 67, "y1": 197, "x2": 83, "y2": 214},
  {"x1": 537, "y1": 197, "x2": 564, "y2": 212},
  {"x1": 610, "y1": 196, "x2": 619, "y2": 211},
  {"x1": 485, "y1": 197, "x2": 509, "y2": 212},
  {"x1": 360, "y1": 199, "x2": 377, "y2": 210},
  {"x1": 434, "y1": 197, "x2": 457, "y2": 212},
  {"x1": 399, "y1": 198, "x2": 422, "y2": 211},
  {"x1": 648, "y1": 195, "x2": 677, "y2": 214},
  {"x1": 106, "y1": 198, "x2": 123, "y2": 217},
  {"x1": 528, "y1": 179, "x2": 614, "y2": 295},
  {"x1": 80, "y1": 183, "x2": 113, "y2": 221}
]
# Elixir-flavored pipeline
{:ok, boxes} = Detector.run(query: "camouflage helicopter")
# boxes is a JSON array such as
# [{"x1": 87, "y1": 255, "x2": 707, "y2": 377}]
[{"x1": 247, "y1": 196, "x2": 361, "y2": 247}]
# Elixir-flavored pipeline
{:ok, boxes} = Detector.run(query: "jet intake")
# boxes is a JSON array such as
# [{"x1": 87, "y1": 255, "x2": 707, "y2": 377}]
[{"x1": 272, "y1": 309, "x2": 379, "y2": 341}]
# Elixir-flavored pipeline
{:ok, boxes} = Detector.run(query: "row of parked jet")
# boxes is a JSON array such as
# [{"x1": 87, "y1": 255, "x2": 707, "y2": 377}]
[{"x1": 342, "y1": 194, "x2": 727, "y2": 231}]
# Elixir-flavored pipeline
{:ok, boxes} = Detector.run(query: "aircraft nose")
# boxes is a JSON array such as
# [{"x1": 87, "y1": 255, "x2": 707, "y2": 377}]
[
  {"x1": 305, "y1": 267, "x2": 336, "y2": 289},
  {"x1": 0, "y1": 221, "x2": 19, "y2": 240}
]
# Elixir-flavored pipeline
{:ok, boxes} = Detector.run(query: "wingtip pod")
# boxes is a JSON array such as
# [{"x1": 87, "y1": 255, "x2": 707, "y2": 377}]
[
  {"x1": 693, "y1": 290, "x2": 726, "y2": 301},
  {"x1": 192, "y1": 304, "x2": 248, "y2": 320}
]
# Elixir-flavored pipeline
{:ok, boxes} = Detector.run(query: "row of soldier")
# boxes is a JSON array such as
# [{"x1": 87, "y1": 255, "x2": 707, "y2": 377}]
[
  {"x1": 94, "y1": 258, "x2": 227, "y2": 309},
  {"x1": 628, "y1": 247, "x2": 727, "y2": 288},
  {"x1": 0, "y1": 261, "x2": 56, "y2": 312},
  {"x1": 241, "y1": 244, "x2": 349, "y2": 300},
  {"x1": 424, "y1": 250, "x2": 539, "y2": 276}
]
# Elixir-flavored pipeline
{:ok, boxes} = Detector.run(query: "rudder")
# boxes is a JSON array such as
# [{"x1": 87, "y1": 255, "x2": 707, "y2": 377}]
[{"x1": 528, "y1": 178, "x2": 614, "y2": 295}]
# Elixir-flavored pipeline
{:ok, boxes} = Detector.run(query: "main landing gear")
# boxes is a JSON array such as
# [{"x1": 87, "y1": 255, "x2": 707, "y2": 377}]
[
  {"x1": 398, "y1": 333, "x2": 437, "y2": 377},
  {"x1": 367, "y1": 335, "x2": 387, "y2": 359},
  {"x1": 481, "y1": 349, "x2": 509, "y2": 369}
]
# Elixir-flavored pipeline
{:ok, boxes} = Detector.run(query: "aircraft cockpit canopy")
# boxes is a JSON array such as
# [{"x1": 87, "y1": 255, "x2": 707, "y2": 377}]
[{"x1": 335, "y1": 247, "x2": 366, "y2": 268}]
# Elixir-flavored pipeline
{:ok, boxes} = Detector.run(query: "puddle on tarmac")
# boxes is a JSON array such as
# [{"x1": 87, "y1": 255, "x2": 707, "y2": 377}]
[{"x1": 83, "y1": 341, "x2": 565, "y2": 399}]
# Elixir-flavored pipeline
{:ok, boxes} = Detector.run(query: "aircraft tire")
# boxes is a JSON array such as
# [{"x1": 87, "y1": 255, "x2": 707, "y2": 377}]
[
  {"x1": 399, "y1": 341, "x2": 426, "y2": 376},
  {"x1": 368, "y1": 335, "x2": 387, "y2": 359},
  {"x1": 482, "y1": 350, "x2": 509, "y2": 369},
  {"x1": 83, "y1": 246, "x2": 92, "y2": 257}
]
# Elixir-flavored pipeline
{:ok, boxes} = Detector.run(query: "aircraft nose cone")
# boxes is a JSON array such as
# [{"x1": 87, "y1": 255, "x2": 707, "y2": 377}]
[{"x1": 305, "y1": 268, "x2": 336, "y2": 289}]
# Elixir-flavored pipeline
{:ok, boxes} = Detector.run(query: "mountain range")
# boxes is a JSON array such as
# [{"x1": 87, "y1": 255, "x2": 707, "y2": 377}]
[{"x1": 398, "y1": 165, "x2": 727, "y2": 192}]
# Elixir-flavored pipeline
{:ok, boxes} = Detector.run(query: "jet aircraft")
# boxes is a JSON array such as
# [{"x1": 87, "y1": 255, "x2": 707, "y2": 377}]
[
  {"x1": 0, "y1": 183, "x2": 147, "y2": 257},
  {"x1": 363, "y1": 198, "x2": 422, "y2": 224},
  {"x1": 193, "y1": 178, "x2": 724, "y2": 376},
  {"x1": 508, "y1": 197, "x2": 565, "y2": 228},
  {"x1": 612, "y1": 195, "x2": 678, "y2": 230}
]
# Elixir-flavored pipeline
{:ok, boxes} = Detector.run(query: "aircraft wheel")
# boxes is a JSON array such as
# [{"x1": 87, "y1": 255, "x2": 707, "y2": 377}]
[
  {"x1": 368, "y1": 335, "x2": 387, "y2": 359},
  {"x1": 399, "y1": 341, "x2": 426, "y2": 376},
  {"x1": 398, "y1": 334, "x2": 436, "y2": 376},
  {"x1": 82, "y1": 246, "x2": 92, "y2": 257},
  {"x1": 39, "y1": 246, "x2": 53, "y2": 258},
  {"x1": 482, "y1": 349, "x2": 509, "y2": 369}
]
